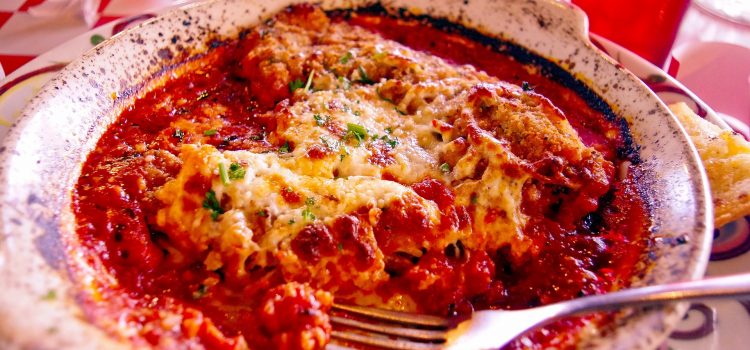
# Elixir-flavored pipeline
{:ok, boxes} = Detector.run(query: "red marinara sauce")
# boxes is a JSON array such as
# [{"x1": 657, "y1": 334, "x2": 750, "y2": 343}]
[{"x1": 71, "y1": 6, "x2": 650, "y2": 350}]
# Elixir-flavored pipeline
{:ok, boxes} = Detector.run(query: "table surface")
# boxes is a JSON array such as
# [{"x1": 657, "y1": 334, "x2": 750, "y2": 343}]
[{"x1": 0, "y1": 1, "x2": 749, "y2": 350}]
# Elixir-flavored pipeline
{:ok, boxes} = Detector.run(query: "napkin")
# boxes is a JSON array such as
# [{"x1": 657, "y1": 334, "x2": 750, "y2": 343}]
[{"x1": 28, "y1": 0, "x2": 102, "y2": 28}]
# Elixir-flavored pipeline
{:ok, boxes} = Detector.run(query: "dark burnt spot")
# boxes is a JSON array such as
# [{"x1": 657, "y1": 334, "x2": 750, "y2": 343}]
[{"x1": 157, "y1": 48, "x2": 174, "y2": 60}]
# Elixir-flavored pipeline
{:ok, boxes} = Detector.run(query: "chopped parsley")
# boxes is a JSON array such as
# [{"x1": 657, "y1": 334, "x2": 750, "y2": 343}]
[
  {"x1": 278, "y1": 141, "x2": 290, "y2": 153},
  {"x1": 337, "y1": 243, "x2": 344, "y2": 251},
  {"x1": 522, "y1": 81, "x2": 534, "y2": 92},
  {"x1": 289, "y1": 78, "x2": 304, "y2": 93},
  {"x1": 256, "y1": 209, "x2": 268, "y2": 217},
  {"x1": 385, "y1": 127, "x2": 393, "y2": 134},
  {"x1": 320, "y1": 136, "x2": 338, "y2": 150},
  {"x1": 197, "y1": 91, "x2": 210, "y2": 101},
  {"x1": 338, "y1": 76, "x2": 351, "y2": 90},
  {"x1": 228, "y1": 163, "x2": 245, "y2": 180},
  {"x1": 173, "y1": 129, "x2": 184, "y2": 141},
  {"x1": 353, "y1": 110, "x2": 361, "y2": 117},
  {"x1": 302, "y1": 207, "x2": 316, "y2": 221},
  {"x1": 305, "y1": 197, "x2": 315, "y2": 206},
  {"x1": 339, "y1": 51, "x2": 353, "y2": 64},
  {"x1": 250, "y1": 132, "x2": 265, "y2": 141},
  {"x1": 470, "y1": 194, "x2": 479, "y2": 204},
  {"x1": 313, "y1": 114, "x2": 327, "y2": 126},
  {"x1": 347, "y1": 123, "x2": 368, "y2": 145},
  {"x1": 439, "y1": 162, "x2": 451, "y2": 173},
  {"x1": 204, "y1": 129, "x2": 217, "y2": 136},
  {"x1": 394, "y1": 107, "x2": 406, "y2": 115},
  {"x1": 288, "y1": 219, "x2": 296, "y2": 225},
  {"x1": 356, "y1": 66, "x2": 374, "y2": 84},
  {"x1": 381, "y1": 135, "x2": 398, "y2": 148},
  {"x1": 218, "y1": 163, "x2": 230, "y2": 185},
  {"x1": 202, "y1": 190, "x2": 224, "y2": 221}
]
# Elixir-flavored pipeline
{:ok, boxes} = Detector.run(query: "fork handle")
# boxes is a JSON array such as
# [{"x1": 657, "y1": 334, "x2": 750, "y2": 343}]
[{"x1": 545, "y1": 272, "x2": 750, "y2": 318}]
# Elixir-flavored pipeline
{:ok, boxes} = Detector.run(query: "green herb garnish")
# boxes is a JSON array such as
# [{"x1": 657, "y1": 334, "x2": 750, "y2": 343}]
[
  {"x1": 289, "y1": 78, "x2": 304, "y2": 93},
  {"x1": 256, "y1": 209, "x2": 268, "y2": 217},
  {"x1": 357, "y1": 66, "x2": 374, "y2": 84},
  {"x1": 197, "y1": 91, "x2": 210, "y2": 101},
  {"x1": 313, "y1": 114, "x2": 326, "y2": 126},
  {"x1": 218, "y1": 163, "x2": 230, "y2": 185},
  {"x1": 173, "y1": 129, "x2": 184, "y2": 141},
  {"x1": 204, "y1": 129, "x2": 217, "y2": 136},
  {"x1": 470, "y1": 194, "x2": 479, "y2": 204},
  {"x1": 279, "y1": 141, "x2": 290, "y2": 153},
  {"x1": 320, "y1": 136, "x2": 338, "y2": 150},
  {"x1": 382, "y1": 135, "x2": 398, "y2": 148},
  {"x1": 289, "y1": 219, "x2": 296, "y2": 225},
  {"x1": 202, "y1": 190, "x2": 224, "y2": 221},
  {"x1": 439, "y1": 162, "x2": 451, "y2": 173},
  {"x1": 228, "y1": 163, "x2": 245, "y2": 180},
  {"x1": 337, "y1": 243, "x2": 344, "y2": 251},
  {"x1": 302, "y1": 207, "x2": 316, "y2": 221},
  {"x1": 338, "y1": 75, "x2": 351, "y2": 90},
  {"x1": 521, "y1": 81, "x2": 533, "y2": 92},
  {"x1": 339, "y1": 51, "x2": 353, "y2": 64},
  {"x1": 347, "y1": 123, "x2": 367, "y2": 145},
  {"x1": 305, "y1": 197, "x2": 315, "y2": 206}
]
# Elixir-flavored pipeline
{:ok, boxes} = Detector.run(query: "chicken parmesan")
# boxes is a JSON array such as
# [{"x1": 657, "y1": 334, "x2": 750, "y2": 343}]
[{"x1": 72, "y1": 4, "x2": 650, "y2": 350}]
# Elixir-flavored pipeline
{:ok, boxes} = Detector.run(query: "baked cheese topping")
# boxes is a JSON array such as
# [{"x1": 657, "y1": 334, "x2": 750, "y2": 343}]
[{"x1": 153, "y1": 8, "x2": 611, "y2": 304}]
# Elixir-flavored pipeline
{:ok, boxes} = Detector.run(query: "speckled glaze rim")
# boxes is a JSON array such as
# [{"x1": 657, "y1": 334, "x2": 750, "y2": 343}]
[{"x1": 0, "y1": 0, "x2": 712, "y2": 349}]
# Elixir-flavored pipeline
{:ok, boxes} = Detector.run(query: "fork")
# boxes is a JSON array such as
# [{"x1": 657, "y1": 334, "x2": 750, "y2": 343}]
[{"x1": 328, "y1": 273, "x2": 750, "y2": 350}]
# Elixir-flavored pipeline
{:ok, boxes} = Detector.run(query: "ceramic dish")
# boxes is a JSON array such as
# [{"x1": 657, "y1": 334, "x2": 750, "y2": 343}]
[{"x1": 0, "y1": 0, "x2": 713, "y2": 349}]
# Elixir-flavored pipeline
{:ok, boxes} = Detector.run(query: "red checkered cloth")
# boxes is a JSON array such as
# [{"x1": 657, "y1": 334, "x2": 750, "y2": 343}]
[{"x1": 0, "y1": 0, "x2": 177, "y2": 76}]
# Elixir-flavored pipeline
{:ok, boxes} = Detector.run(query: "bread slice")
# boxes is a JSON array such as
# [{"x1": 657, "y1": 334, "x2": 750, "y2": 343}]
[{"x1": 670, "y1": 102, "x2": 750, "y2": 227}]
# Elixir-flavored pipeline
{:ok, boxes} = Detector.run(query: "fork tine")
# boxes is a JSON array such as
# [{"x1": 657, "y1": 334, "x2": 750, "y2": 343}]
[
  {"x1": 331, "y1": 316, "x2": 447, "y2": 340},
  {"x1": 332, "y1": 304, "x2": 451, "y2": 328},
  {"x1": 331, "y1": 330, "x2": 444, "y2": 350}
]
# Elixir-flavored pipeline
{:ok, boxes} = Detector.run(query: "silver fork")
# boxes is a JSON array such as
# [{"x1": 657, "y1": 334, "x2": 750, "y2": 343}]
[{"x1": 328, "y1": 273, "x2": 750, "y2": 350}]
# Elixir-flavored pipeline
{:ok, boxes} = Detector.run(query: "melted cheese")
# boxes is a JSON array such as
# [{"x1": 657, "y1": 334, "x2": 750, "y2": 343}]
[{"x1": 153, "y1": 13, "x2": 609, "y2": 301}]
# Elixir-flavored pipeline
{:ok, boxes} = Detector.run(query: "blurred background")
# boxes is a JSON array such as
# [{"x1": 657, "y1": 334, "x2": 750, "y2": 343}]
[{"x1": 1, "y1": 0, "x2": 747, "y2": 128}]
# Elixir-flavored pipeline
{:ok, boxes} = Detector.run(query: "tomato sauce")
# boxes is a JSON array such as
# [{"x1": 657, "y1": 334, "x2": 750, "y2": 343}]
[{"x1": 71, "y1": 6, "x2": 650, "y2": 350}]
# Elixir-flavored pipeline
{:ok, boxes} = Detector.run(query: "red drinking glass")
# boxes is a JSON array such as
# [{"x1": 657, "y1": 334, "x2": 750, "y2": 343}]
[{"x1": 572, "y1": 0, "x2": 691, "y2": 67}]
